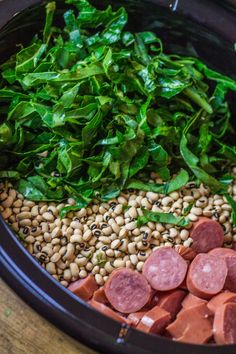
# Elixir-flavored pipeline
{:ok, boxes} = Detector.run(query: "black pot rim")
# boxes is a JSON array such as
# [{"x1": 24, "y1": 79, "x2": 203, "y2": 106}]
[{"x1": 0, "y1": 1, "x2": 236, "y2": 354}]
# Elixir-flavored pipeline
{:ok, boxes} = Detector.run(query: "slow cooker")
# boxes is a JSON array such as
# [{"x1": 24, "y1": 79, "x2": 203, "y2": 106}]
[{"x1": 0, "y1": 1, "x2": 236, "y2": 353}]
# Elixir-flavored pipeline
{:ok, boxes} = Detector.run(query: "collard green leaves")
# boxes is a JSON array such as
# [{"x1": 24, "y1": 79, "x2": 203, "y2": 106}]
[
  {"x1": 224, "y1": 194, "x2": 236, "y2": 227},
  {"x1": 137, "y1": 209, "x2": 189, "y2": 228},
  {"x1": 0, "y1": 0, "x2": 235, "y2": 216}
]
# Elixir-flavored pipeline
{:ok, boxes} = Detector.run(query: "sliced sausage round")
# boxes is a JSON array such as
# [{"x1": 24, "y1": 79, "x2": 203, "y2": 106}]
[
  {"x1": 68, "y1": 274, "x2": 98, "y2": 301},
  {"x1": 190, "y1": 217, "x2": 224, "y2": 253},
  {"x1": 186, "y1": 253, "x2": 228, "y2": 299},
  {"x1": 207, "y1": 292, "x2": 236, "y2": 313},
  {"x1": 143, "y1": 247, "x2": 188, "y2": 291},
  {"x1": 209, "y1": 248, "x2": 236, "y2": 292},
  {"x1": 137, "y1": 305, "x2": 171, "y2": 334},
  {"x1": 104, "y1": 268, "x2": 151, "y2": 313},
  {"x1": 209, "y1": 247, "x2": 236, "y2": 257},
  {"x1": 213, "y1": 302, "x2": 236, "y2": 344}
]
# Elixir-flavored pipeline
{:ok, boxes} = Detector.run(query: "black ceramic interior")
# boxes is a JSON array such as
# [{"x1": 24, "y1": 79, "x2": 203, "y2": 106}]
[{"x1": 0, "y1": 1, "x2": 236, "y2": 354}]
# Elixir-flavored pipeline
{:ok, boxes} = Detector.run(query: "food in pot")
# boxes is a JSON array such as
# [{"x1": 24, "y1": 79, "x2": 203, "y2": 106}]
[
  {"x1": 69, "y1": 245, "x2": 236, "y2": 344},
  {"x1": 166, "y1": 303, "x2": 213, "y2": 344},
  {"x1": 1, "y1": 177, "x2": 236, "y2": 289},
  {"x1": 207, "y1": 292, "x2": 236, "y2": 313},
  {"x1": 209, "y1": 247, "x2": 236, "y2": 292},
  {"x1": 182, "y1": 293, "x2": 207, "y2": 309},
  {"x1": 104, "y1": 268, "x2": 151, "y2": 313},
  {"x1": 88, "y1": 300, "x2": 129, "y2": 324},
  {"x1": 137, "y1": 305, "x2": 171, "y2": 334},
  {"x1": 213, "y1": 302, "x2": 236, "y2": 344},
  {"x1": 153, "y1": 289, "x2": 186, "y2": 319},
  {"x1": 68, "y1": 274, "x2": 98, "y2": 301},
  {"x1": 0, "y1": 0, "x2": 236, "y2": 346},
  {"x1": 186, "y1": 253, "x2": 228, "y2": 299},
  {"x1": 190, "y1": 217, "x2": 224, "y2": 253},
  {"x1": 142, "y1": 247, "x2": 188, "y2": 291}
]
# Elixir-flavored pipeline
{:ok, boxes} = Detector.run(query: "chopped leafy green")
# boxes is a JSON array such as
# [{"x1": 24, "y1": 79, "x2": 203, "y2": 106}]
[
  {"x1": 0, "y1": 0, "x2": 235, "y2": 216},
  {"x1": 96, "y1": 252, "x2": 107, "y2": 267},
  {"x1": 137, "y1": 209, "x2": 189, "y2": 227},
  {"x1": 182, "y1": 202, "x2": 194, "y2": 216},
  {"x1": 126, "y1": 168, "x2": 189, "y2": 194},
  {"x1": 224, "y1": 194, "x2": 236, "y2": 227},
  {"x1": 0, "y1": 171, "x2": 20, "y2": 179}
]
